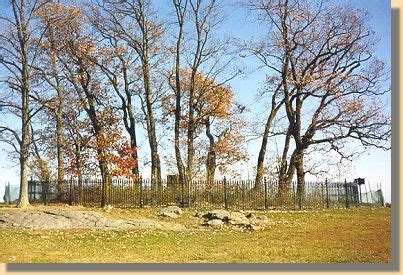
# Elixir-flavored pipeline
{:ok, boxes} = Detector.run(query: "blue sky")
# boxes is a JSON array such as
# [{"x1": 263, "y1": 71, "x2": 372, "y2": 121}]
[{"x1": 0, "y1": 0, "x2": 392, "y2": 202}]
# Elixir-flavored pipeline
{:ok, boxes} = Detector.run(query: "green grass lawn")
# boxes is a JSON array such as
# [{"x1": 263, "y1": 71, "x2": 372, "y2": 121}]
[{"x1": 0, "y1": 205, "x2": 391, "y2": 263}]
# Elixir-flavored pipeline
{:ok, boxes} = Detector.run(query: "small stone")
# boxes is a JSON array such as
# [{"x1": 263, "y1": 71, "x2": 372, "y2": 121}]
[
  {"x1": 102, "y1": 205, "x2": 114, "y2": 212},
  {"x1": 249, "y1": 224, "x2": 264, "y2": 231}
]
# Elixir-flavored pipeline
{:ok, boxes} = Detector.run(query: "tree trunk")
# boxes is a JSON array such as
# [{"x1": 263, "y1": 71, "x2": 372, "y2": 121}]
[
  {"x1": 142, "y1": 60, "x2": 161, "y2": 205},
  {"x1": 186, "y1": 89, "x2": 195, "y2": 207},
  {"x1": 205, "y1": 118, "x2": 216, "y2": 183},
  {"x1": 174, "y1": 90, "x2": 186, "y2": 206},
  {"x1": 186, "y1": 94, "x2": 195, "y2": 183},
  {"x1": 128, "y1": 116, "x2": 139, "y2": 175},
  {"x1": 55, "y1": 109, "x2": 65, "y2": 194},
  {"x1": 173, "y1": 8, "x2": 186, "y2": 206},
  {"x1": 277, "y1": 128, "x2": 293, "y2": 196},
  {"x1": 75, "y1": 140, "x2": 83, "y2": 204},
  {"x1": 15, "y1": 0, "x2": 30, "y2": 208},
  {"x1": 93, "y1": 133, "x2": 110, "y2": 209},
  {"x1": 255, "y1": 105, "x2": 278, "y2": 189},
  {"x1": 255, "y1": 135, "x2": 268, "y2": 190},
  {"x1": 17, "y1": 141, "x2": 30, "y2": 208},
  {"x1": 48, "y1": 15, "x2": 65, "y2": 196},
  {"x1": 81, "y1": 77, "x2": 110, "y2": 209},
  {"x1": 206, "y1": 151, "x2": 216, "y2": 183},
  {"x1": 124, "y1": 66, "x2": 139, "y2": 176},
  {"x1": 295, "y1": 150, "x2": 305, "y2": 210},
  {"x1": 143, "y1": 67, "x2": 162, "y2": 184},
  {"x1": 17, "y1": 82, "x2": 30, "y2": 208},
  {"x1": 99, "y1": 159, "x2": 109, "y2": 208}
]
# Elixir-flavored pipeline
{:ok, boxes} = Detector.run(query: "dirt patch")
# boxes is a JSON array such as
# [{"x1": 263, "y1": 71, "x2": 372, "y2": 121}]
[{"x1": 0, "y1": 208, "x2": 174, "y2": 230}]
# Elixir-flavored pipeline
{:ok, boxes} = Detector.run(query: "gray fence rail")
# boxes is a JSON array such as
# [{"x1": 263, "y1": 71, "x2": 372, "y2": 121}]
[{"x1": 25, "y1": 178, "x2": 384, "y2": 210}]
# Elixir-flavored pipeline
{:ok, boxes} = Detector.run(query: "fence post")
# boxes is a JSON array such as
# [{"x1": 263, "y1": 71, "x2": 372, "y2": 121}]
[
  {"x1": 264, "y1": 177, "x2": 268, "y2": 210},
  {"x1": 224, "y1": 177, "x2": 228, "y2": 210},
  {"x1": 325, "y1": 179, "x2": 330, "y2": 209},
  {"x1": 139, "y1": 176, "x2": 143, "y2": 208},
  {"x1": 344, "y1": 179, "x2": 350, "y2": 209}
]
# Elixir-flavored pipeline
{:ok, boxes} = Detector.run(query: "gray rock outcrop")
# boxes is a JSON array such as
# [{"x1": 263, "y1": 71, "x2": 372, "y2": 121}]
[{"x1": 0, "y1": 209, "x2": 163, "y2": 230}]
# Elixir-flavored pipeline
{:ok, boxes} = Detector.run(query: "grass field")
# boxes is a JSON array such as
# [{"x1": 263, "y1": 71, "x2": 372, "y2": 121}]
[{"x1": 0, "y1": 205, "x2": 391, "y2": 263}]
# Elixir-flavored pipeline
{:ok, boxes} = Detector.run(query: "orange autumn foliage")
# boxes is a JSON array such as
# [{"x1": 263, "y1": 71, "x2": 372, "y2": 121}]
[
  {"x1": 164, "y1": 69, "x2": 233, "y2": 125},
  {"x1": 109, "y1": 141, "x2": 138, "y2": 179}
]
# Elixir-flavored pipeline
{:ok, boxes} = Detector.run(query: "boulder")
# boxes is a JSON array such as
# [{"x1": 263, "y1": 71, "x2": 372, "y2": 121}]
[
  {"x1": 158, "y1": 206, "x2": 182, "y2": 218},
  {"x1": 248, "y1": 216, "x2": 260, "y2": 225},
  {"x1": 227, "y1": 211, "x2": 249, "y2": 225},
  {"x1": 246, "y1": 214, "x2": 269, "y2": 225},
  {"x1": 206, "y1": 219, "x2": 224, "y2": 227},
  {"x1": 200, "y1": 210, "x2": 268, "y2": 230},
  {"x1": 162, "y1": 206, "x2": 183, "y2": 215},
  {"x1": 246, "y1": 212, "x2": 259, "y2": 224},
  {"x1": 159, "y1": 212, "x2": 178, "y2": 218},
  {"x1": 202, "y1": 209, "x2": 230, "y2": 220}
]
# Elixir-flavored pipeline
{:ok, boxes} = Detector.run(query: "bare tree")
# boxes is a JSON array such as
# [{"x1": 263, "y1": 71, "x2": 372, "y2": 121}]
[
  {"x1": 0, "y1": 0, "x2": 47, "y2": 208},
  {"x1": 247, "y1": 0, "x2": 390, "y2": 203},
  {"x1": 185, "y1": 71, "x2": 245, "y2": 182},
  {"x1": 88, "y1": 1, "x2": 141, "y2": 176},
  {"x1": 183, "y1": 0, "x2": 240, "y2": 182},
  {"x1": 93, "y1": 0, "x2": 165, "y2": 186},
  {"x1": 35, "y1": 0, "x2": 68, "y2": 191},
  {"x1": 63, "y1": 99, "x2": 93, "y2": 203},
  {"x1": 52, "y1": 5, "x2": 115, "y2": 208},
  {"x1": 171, "y1": 0, "x2": 188, "y2": 207}
]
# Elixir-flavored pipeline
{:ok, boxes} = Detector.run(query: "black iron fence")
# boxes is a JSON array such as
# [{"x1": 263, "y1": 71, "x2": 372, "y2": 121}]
[{"x1": 27, "y1": 178, "x2": 384, "y2": 210}]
